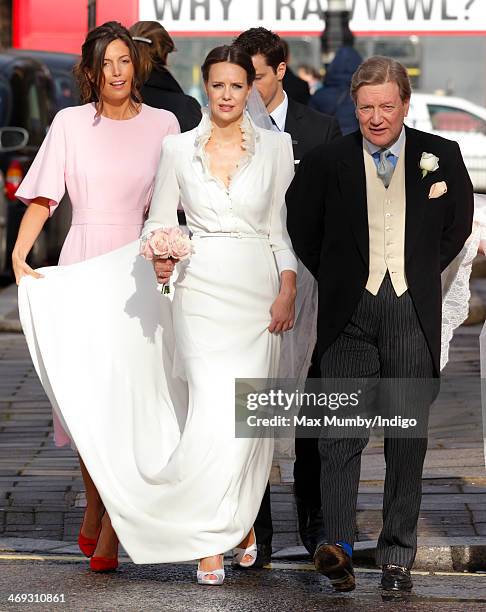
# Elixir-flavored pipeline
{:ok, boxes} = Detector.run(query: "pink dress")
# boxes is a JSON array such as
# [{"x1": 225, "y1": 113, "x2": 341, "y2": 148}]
[{"x1": 16, "y1": 102, "x2": 180, "y2": 446}]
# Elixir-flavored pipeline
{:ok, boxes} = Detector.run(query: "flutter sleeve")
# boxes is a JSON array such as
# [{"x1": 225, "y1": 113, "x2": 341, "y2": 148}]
[
  {"x1": 15, "y1": 110, "x2": 66, "y2": 217},
  {"x1": 270, "y1": 132, "x2": 298, "y2": 274},
  {"x1": 142, "y1": 135, "x2": 181, "y2": 239},
  {"x1": 166, "y1": 111, "x2": 181, "y2": 137}
]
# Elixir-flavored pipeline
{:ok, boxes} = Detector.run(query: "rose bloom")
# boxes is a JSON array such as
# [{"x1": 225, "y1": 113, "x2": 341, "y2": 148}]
[
  {"x1": 168, "y1": 228, "x2": 192, "y2": 260},
  {"x1": 149, "y1": 230, "x2": 170, "y2": 259},
  {"x1": 420, "y1": 153, "x2": 439, "y2": 172}
]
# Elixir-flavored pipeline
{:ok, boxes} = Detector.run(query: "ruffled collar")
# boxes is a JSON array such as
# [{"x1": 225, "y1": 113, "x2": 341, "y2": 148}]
[{"x1": 193, "y1": 107, "x2": 259, "y2": 187}]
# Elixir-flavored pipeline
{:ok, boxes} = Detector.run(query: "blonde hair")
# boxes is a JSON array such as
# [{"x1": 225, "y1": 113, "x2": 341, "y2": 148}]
[
  {"x1": 129, "y1": 21, "x2": 176, "y2": 82},
  {"x1": 351, "y1": 56, "x2": 411, "y2": 103}
]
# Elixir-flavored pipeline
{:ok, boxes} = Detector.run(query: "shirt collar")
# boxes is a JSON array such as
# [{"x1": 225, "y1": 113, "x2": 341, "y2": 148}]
[
  {"x1": 363, "y1": 125, "x2": 406, "y2": 158},
  {"x1": 269, "y1": 91, "x2": 288, "y2": 132}
]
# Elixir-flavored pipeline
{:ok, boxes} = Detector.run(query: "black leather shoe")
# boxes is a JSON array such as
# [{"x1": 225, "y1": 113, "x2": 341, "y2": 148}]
[
  {"x1": 314, "y1": 543, "x2": 355, "y2": 592},
  {"x1": 381, "y1": 564, "x2": 413, "y2": 591},
  {"x1": 295, "y1": 498, "x2": 326, "y2": 557},
  {"x1": 252, "y1": 543, "x2": 272, "y2": 568}
]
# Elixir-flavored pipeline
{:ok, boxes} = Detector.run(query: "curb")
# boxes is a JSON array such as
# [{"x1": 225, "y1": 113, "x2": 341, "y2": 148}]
[
  {"x1": 353, "y1": 538, "x2": 486, "y2": 573},
  {"x1": 2, "y1": 538, "x2": 485, "y2": 573},
  {"x1": 274, "y1": 539, "x2": 486, "y2": 572},
  {"x1": 0, "y1": 537, "x2": 129, "y2": 558}
]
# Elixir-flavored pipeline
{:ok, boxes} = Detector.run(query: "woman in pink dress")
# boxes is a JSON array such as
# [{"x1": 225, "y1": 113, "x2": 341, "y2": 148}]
[{"x1": 11, "y1": 21, "x2": 179, "y2": 571}]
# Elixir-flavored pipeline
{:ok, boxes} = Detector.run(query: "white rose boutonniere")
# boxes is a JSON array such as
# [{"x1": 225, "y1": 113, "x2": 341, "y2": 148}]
[{"x1": 419, "y1": 152, "x2": 439, "y2": 178}]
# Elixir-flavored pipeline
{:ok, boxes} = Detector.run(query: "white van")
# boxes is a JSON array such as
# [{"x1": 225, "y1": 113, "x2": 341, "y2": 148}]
[{"x1": 406, "y1": 93, "x2": 486, "y2": 192}]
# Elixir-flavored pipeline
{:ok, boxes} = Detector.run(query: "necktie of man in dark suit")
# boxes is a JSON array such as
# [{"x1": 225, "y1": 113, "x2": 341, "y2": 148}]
[{"x1": 269, "y1": 115, "x2": 280, "y2": 132}]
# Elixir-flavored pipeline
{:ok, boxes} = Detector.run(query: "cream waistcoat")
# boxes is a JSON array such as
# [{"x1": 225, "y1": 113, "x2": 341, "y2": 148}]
[{"x1": 364, "y1": 146, "x2": 408, "y2": 296}]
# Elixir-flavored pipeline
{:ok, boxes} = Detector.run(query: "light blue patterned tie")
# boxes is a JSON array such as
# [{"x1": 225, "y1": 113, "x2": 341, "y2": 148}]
[{"x1": 376, "y1": 149, "x2": 395, "y2": 188}]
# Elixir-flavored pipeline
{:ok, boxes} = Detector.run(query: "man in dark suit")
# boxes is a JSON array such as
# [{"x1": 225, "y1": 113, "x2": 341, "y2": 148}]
[
  {"x1": 286, "y1": 56, "x2": 473, "y2": 592},
  {"x1": 233, "y1": 26, "x2": 341, "y2": 568},
  {"x1": 280, "y1": 38, "x2": 311, "y2": 105}
]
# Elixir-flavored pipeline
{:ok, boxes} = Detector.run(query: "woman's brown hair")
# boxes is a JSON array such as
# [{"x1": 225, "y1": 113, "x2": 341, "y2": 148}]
[
  {"x1": 201, "y1": 45, "x2": 256, "y2": 85},
  {"x1": 129, "y1": 21, "x2": 176, "y2": 83},
  {"x1": 74, "y1": 21, "x2": 142, "y2": 116}
]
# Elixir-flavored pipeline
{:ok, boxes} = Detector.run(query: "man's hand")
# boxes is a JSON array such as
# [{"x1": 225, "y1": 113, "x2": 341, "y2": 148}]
[{"x1": 152, "y1": 258, "x2": 177, "y2": 285}]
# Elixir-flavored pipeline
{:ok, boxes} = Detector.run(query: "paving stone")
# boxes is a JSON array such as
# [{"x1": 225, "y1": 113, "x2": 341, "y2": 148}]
[
  {"x1": 0, "y1": 537, "x2": 69, "y2": 552},
  {"x1": 476, "y1": 523, "x2": 486, "y2": 535},
  {"x1": 8, "y1": 492, "x2": 68, "y2": 503},
  {"x1": 417, "y1": 512, "x2": 471, "y2": 525},
  {"x1": 5, "y1": 511, "x2": 34, "y2": 526},
  {"x1": 271, "y1": 501, "x2": 296, "y2": 513},
  {"x1": 35, "y1": 511, "x2": 64, "y2": 525},
  {"x1": 14, "y1": 484, "x2": 71, "y2": 492},
  {"x1": 270, "y1": 485, "x2": 293, "y2": 494},
  {"x1": 463, "y1": 484, "x2": 486, "y2": 493},
  {"x1": 3, "y1": 524, "x2": 42, "y2": 533}
]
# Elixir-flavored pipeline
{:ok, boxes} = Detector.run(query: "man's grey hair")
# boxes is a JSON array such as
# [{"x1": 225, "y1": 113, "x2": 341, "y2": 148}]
[{"x1": 351, "y1": 56, "x2": 412, "y2": 103}]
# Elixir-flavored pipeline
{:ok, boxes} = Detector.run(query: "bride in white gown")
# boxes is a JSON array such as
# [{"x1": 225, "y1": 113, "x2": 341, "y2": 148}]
[{"x1": 18, "y1": 45, "x2": 297, "y2": 584}]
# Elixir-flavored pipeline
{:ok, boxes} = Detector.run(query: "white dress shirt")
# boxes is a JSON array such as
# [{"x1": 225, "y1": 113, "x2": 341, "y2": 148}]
[
  {"x1": 269, "y1": 92, "x2": 289, "y2": 133},
  {"x1": 363, "y1": 125, "x2": 406, "y2": 163}
]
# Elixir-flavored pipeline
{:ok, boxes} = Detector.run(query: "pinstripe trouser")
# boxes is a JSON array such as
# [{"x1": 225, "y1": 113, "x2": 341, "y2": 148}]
[{"x1": 318, "y1": 273, "x2": 435, "y2": 568}]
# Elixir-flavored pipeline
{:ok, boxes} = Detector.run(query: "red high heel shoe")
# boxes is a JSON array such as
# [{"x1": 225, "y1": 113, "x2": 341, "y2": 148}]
[
  {"x1": 90, "y1": 555, "x2": 119, "y2": 572},
  {"x1": 90, "y1": 544, "x2": 119, "y2": 572},
  {"x1": 78, "y1": 510, "x2": 102, "y2": 558},
  {"x1": 89, "y1": 512, "x2": 119, "y2": 572}
]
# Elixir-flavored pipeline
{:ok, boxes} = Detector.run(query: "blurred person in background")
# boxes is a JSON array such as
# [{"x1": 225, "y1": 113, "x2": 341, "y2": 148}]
[
  {"x1": 309, "y1": 45, "x2": 363, "y2": 135},
  {"x1": 298, "y1": 64, "x2": 323, "y2": 96},
  {"x1": 12, "y1": 21, "x2": 180, "y2": 573},
  {"x1": 130, "y1": 21, "x2": 201, "y2": 132},
  {"x1": 280, "y1": 38, "x2": 310, "y2": 105}
]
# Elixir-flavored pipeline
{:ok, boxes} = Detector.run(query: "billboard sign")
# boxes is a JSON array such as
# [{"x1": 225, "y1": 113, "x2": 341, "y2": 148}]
[{"x1": 140, "y1": 0, "x2": 486, "y2": 35}]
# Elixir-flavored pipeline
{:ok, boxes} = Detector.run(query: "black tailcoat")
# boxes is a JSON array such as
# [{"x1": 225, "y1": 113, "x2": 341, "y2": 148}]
[{"x1": 286, "y1": 126, "x2": 474, "y2": 375}]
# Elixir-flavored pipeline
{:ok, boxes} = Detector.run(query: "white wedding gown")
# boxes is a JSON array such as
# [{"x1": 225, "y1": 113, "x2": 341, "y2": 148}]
[{"x1": 18, "y1": 112, "x2": 299, "y2": 563}]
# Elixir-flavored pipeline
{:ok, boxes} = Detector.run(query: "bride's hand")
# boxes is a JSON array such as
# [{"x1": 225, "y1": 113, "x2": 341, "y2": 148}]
[
  {"x1": 269, "y1": 271, "x2": 297, "y2": 333},
  {"x1": 153, "y1": 258, "x2": 177, "y2": 285}
]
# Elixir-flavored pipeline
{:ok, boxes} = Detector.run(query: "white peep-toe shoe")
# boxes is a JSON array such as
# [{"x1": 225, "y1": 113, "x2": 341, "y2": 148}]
[
  {"x1": 197, "y1": 555, "x2": 225, "y2": 585},
  {"x1": 232, "y1": 527, "x2": 258, "y2": 568}
]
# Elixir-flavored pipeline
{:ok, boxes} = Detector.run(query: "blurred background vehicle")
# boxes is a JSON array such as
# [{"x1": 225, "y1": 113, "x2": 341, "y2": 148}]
[
  {"x1": 0, "y1": 126, "x2": 28, "y2": 275},
  {"x1": 407, "y1": 93, "x2": 486, "y2": 193},
  {"x1": 0, "y1": 50, "x2": 79, "y2": 277},
  {"x1": 10, "y1": 50, "x2": 80, "y2": 265},
  {"x1": 11, "y1": 50, "x2": 80, "y2": 116},
  {"x1": 0, "y1": 52, "x2": 52, "y2": 276}
]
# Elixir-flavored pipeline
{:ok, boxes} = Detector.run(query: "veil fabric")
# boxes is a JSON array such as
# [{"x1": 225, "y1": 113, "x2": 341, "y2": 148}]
[{"x1": 246, "y1": 87, "x2": 274, "y2": 131}]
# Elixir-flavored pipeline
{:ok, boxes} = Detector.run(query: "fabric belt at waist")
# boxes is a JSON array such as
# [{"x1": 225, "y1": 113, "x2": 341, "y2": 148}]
[
  {"x1": 71, "y1": 209, "x2": 144, "y2": 226},
  {"x1": 192, "y1": 232, "x2": 268, "y2": 240}
]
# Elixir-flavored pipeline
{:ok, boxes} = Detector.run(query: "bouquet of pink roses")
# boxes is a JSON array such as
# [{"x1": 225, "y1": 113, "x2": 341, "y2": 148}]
[{"x1": 140, "y1": 227, "x2": 193, "y2": 294}]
